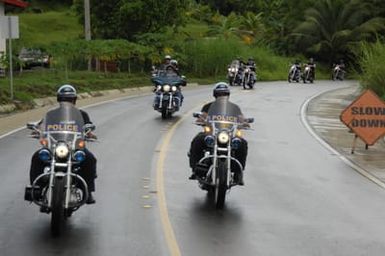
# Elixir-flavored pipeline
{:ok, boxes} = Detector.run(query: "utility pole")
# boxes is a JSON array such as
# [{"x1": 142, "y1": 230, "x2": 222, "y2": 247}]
[{"x1": 84, "y1": 0, "x2": 91, "y2": 71}]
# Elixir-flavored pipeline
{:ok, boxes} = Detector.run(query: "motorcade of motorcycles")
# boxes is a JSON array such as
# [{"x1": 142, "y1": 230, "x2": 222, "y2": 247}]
[
  {"x1": 242, "y1": 65, "x2": 256, "y2": 89},
  {"x1": 302, "y1": 65, "x2": 314, "y2": 83},
  {"x1": 151, "y1": 67, "x2": 186, "y2": 119},
  {"x1": 192, "y1": 97, "x2": 253, "y2": 209},
  {"x1": 332, "y1": 64, "x2": 345, "y2": 81},
  {"x1": 288, "y1": 63, "x2": 301, "y2": 83},
  {"x1": 227, "y1": 60, "x2": 240, "y2": 86},
  {"x1": 24, "y1": 102, "x2": 96, "y2": 236}
]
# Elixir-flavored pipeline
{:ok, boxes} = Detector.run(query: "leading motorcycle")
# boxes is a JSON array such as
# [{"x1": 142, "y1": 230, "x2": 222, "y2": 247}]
[
  {"x1": 192, "y1": 98, "x2": 253, "y2": 209},
  {"x1": 242, "y1": 65, "x2": 256, "y2": 89},
  {"x1": 152, "y1": 67, "x2": 186, "y2": 119},
  {"x1": 227, "y1": 60, "x2": 240, "y2": 86},
  {"x1": 332, "y1": 64, "x2": 345, "y2": 81},
  {"x1": 288, "y1": 63, "x2": 301, "y2": 83},
  {"x1": 302, "y1": 65, "x2": 314, "y2": 83},
  {"x1": 24, "y1": 102, "x2": 96, "y2": 236}
]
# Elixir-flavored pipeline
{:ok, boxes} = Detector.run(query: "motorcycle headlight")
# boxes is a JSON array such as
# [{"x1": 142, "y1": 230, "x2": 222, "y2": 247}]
[
  {"x1": 171, "y1": 86, "x2": 177, "y2": 92},
  {"x1": 38, "y1": 148, "x2": 51, "y2": 161},
  {"x1": 163, "y1": 85, "x2": 171, "y2": 92},
  {"x1": 55, "y1": 143, "x2": 69, "y2": 159},
  {"x1": 218, "y1": 132, "x2": 229, "y2": 144},
  {"x1": 204, "y1": 135, "x2": 215, "y2": 147},
  {"x1": 156, "y1": 85, "x2": 162, "y2": 91},
  {"x1": 73, "y1": 150, "x2": 86, "y2": 162},
  {"x1": 245, "y1": 68, "x2": 250, "y2": 72}
]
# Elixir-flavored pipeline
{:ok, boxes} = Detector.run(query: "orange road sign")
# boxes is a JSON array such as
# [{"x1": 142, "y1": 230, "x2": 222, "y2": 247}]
[{"x1": 340, "y1": 89, "x2": 385, "y2": 145}]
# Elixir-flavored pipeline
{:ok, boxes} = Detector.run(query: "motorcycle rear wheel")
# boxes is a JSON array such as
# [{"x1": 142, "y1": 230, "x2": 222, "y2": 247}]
[{"x1": 51, "y1": 177, "x2": 65, "y2": 237}]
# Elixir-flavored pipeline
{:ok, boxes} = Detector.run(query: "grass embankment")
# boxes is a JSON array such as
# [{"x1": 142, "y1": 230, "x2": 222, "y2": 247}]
[{"x1": 358, "y1": 41, "x2": 385, "y2": 98}]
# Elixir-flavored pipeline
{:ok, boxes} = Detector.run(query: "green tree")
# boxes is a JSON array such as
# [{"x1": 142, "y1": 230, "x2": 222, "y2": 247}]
[
  {"x1": 74, "y1": 0, "x2": 187, "y2": 40},
  {"x1": 292, "y1": 0, "x2": 385, "y2": 63}
]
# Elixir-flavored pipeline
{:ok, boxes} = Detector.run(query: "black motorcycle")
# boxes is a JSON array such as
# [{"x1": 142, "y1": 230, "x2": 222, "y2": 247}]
[
  {"x1": 288, "y1": 63, "x2": 301, "y2": 83},
  {"x1": 152, "y1": 67, "x2": 186, "y2": 119},
  {"x1": 25, "y1": 102, "x2": 96, "y2": 236},
  {"x1": 302, "y1": 65, "x2": 314, "y2": 83},
  {"x1": 192, "y1": 98, "x2": 253, "y2": 209},
  {"x1": 332, "y1": 64, "x2": 345, "y2": 81},
  {"x1": 242, "y1": 65, "x2": 256, "y2": 89},
  {"x1": 227, "y1": 61, "x2": 240, "y2": 86}
]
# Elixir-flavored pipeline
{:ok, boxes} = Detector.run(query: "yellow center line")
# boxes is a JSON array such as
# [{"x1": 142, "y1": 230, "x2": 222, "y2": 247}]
[{"x1": 156, "y1": 107, "x2": 200, "y2": 256}]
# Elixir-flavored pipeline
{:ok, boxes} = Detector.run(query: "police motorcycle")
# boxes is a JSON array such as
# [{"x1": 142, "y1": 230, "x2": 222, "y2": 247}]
[
  {"x1": 242, "y1": 65, "x2": 256, "y2": 89},
  {"x1": 288, "y1": 63, "x2": 301, "y2": 83},
  {"x1": 332, "y1": 64, "x2": 345, "y2": 81},
  {"x1": 24, "y1": 102, "x2": 96, "y2": 236},
  {"x1": 193, "y1": 98, "x2": 253, "y2": 209},
  {"x1": 302, "y1": 64, "x2": 314, "y2": 83},
  {"x1": 152, "y1": 65, "x2": 186, "y2": 119},
  {"x1": 227, "y1": 60, "x2": 240, "y2": 86}
]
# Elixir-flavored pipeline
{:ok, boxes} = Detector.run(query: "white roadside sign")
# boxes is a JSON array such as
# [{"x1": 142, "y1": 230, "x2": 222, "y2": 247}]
[{"x1": 0, "y1": 16, "x2": 19, "y2": 39}]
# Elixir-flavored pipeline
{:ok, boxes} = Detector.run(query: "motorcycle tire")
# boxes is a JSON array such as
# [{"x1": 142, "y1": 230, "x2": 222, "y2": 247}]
[
  {"x1": 161, "y1": 108, "x2": 168, "y2": 119},
  {"x1": 51, "y1": 177, "x2": 65, "y2": 237},
  {"x1": 215, "y1": 160, "x2": 227, "y2": 209}
]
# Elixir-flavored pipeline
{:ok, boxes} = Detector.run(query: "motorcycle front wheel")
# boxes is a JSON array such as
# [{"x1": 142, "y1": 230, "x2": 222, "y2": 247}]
[
  {"x1": 215, "y1": 160, "x2": 228, "y2": 209},
  {"x1": 51, "y1": 177, "x2": 65, "y2": 237}
]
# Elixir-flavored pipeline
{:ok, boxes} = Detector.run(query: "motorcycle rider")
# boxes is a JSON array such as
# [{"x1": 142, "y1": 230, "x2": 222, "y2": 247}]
[
  {"x1": 246, "y1": 57, "x2": 257, "y2": 84},
  {"x1": 304, "y1": 57, "x2": 316, "y2": 80},
  {"x1": 246, "y1": 57, "x2": 256, "y2": 71},
  {"x1": 29, "y1": 85, "x2": 97, "y2": 204},
  {"x1": 188, "y1": 82, "x2": 248, "y2": 185}
]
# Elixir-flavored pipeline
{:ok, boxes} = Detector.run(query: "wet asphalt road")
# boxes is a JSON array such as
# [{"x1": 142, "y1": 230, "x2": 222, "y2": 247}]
[{"x1": 1, "y1": 81, "x2": 385, "y2": 256}]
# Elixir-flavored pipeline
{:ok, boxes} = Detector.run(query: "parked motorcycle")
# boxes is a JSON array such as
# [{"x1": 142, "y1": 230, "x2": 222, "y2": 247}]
[
  {"x1": 152, "y1": 66, "x2": 186, "y2": 119},
  {"x1": 332, "y1": 64, "x2": 345, "y2": 81},
  {"x1": 24, "y1": 102, "x2": 96, "y2": 236},
  {"x1": 242, "y1": 65, "x2": 256, "y2": 89},
  {"x1": 302, "y1": 65, "x2": 314, "y2": 83},
  {"x1": 192, "y1": 98, "x2": 253, "y2": 209},
  {"x1": 288, "y1": 63, "x2": 301, "y2": 83}
]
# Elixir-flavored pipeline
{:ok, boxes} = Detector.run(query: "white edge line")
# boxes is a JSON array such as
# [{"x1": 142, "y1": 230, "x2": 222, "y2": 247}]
[{"x1": 300, "y1": 87, "x2": 385, "y2": 189}]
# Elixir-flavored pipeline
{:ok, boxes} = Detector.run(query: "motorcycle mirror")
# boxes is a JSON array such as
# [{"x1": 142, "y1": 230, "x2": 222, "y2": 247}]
[
  {"x1": 26, "y1": 122, "x2": 38, "y2": 130},
  {"x1": 181, "y1": 75, "x2": 186, "y2": 80},
  {"x1": 245, "y1": 118, "x2": 254, "y2": 123},
  {"x1": 193, "y1": 112, "x2": 202, "y2": 118},
  {"x1": 83, "y1": 123, "x2": 96, "y2": 132}
]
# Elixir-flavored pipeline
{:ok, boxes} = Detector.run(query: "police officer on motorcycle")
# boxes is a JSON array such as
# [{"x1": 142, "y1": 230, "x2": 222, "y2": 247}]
[
  {"x1": 305, "y1": 57, "x2": 316, "y2": 79},
  {"x1": 188, "y1": 82, "x2": 248, "y2": 185},
  {"x1": 29, "y1": 85, "x2": 98, "y2": 204}
]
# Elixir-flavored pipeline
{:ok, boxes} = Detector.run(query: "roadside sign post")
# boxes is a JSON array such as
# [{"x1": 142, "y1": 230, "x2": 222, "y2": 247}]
[
  {"x1": 340, "y1": 89, "x2": 385, "y2": 153},
  {"x1": 1, "y1": 16, "x2": 19, "y2": 100}
]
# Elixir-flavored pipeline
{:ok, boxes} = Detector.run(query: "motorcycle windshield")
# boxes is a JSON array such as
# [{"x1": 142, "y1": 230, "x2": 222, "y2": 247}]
[
  {"x1": 42, "y1": 102, "x2": 84, "y2": 143},
  {"x1": 152, "y1": 70, "x2": 183, "y2": 86},
  {"x1": 207, "y1": 97, "x2": 242, "y2": 130}
]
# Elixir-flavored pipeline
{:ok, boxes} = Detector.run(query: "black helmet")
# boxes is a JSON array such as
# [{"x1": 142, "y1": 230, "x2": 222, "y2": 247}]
[
  {"x1": 213, "y1": 82, "x2": 230, "y2": 98},
  {"x1": 57, "y1": 84, "x2": 77, "y2": 103}
]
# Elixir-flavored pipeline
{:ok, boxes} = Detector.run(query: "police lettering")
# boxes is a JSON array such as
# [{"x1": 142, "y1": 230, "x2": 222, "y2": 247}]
[
  {"x1": 211, "y1": 115, "x2": 238, "y2": 122},
  {"x1": 47, "y1": 124, "x2": 79, "y2": 132}
]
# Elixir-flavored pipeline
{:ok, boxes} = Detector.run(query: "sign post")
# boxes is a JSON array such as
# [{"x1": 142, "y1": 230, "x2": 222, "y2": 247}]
[
  {"x1": 340, "y1": 89, "x2": 385, "y2": 153},
  {"x1": 0, "y1": 16, "x2": 19, "y2": 100}
]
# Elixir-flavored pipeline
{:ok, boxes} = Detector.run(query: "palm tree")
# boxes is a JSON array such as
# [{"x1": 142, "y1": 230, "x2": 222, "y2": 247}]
[
  {"x1": 206, "y1": 12, "x2": 240, "y2": 39},
  {"x1": 235, "y1": 12, "x2": 266, "y2": 45},
  {"x1": 292, "y1": 0, "x2": 385, "y2": 63}
]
